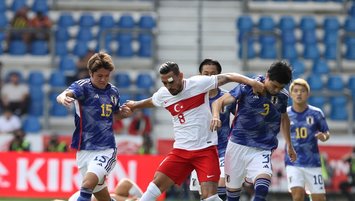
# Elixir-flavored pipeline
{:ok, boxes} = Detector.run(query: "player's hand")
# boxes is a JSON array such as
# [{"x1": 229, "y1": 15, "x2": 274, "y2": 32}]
[
  {"x1": 120, "y1": 104, "x2": 133, "y2": 118},
  {"x1": 287, "y1": 145, "x2": 297, "y2": 162},
  {"x1": 251, "y1": 80, "x2": 265, "y2": 95},
  {"x1": 210, "y1": 117, "x2": 221, "y2": 131},
  {"x1": 59, "y1": 95, "x2": 75, "y2": 107},
  {"x1": 315, "y1": 132, "x2": 329, "y2": 142},
  {"x1": 125, "y1": 100, "x2": 136, "y2": 109}
]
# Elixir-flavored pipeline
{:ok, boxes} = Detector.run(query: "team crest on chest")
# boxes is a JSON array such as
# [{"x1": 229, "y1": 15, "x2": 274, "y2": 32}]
[
  {"x1": 111, "y1": 95, "x2": 118, "y2": 105},
  {"x1": 271, "y1": 96, "x2": 278, "y2": 104},
  {"x1": 306, "y1": 116, "x2": 314, "y2": 125}
]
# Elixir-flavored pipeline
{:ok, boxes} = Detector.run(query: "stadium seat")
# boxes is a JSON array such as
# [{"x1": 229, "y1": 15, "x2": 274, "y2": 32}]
[
  {"x1": 28, "y1": 71, "x2": 45, "y2": 86},
  {"x1": 258, "y1": 16, "x2": 275, "y2": 31},
  {"x1": 136, "y1": 73, "x2": 154, "y2": 89},
  {"x1": 76, "y1": 27, "x2": 93, "y2": 42},
  {"x1": 348, "y1": 75, "x2": 355, "y2": 92},
  {"x1": 59, "y1": 56, "x2": 76, "y2": 74},
  {"x1": 55, "y1": 29, "x2": 70, "y2": 42},
  {"x1": 308, "y1": 96, "x2": 326, "y2": 111},
  {"x1": 22, "y1": 116, "x2": 42, "y2": 133},
  {"x1": 32, "y1": 0, "x2": 49, "y2": 14},
  {"x1": 303, "y1": 45, "x2": 320, "y2": 60},
  {"x1": 9, "y1": 40, "x2": 27, "y2": 55},
  {"x1": 307, "y1": 74, "x2": 324, "y2": 91},
  {"x1": 279, "y1": 16, "x2": 296, "y2": 31},
  {"x1": 300, "y1": 16, "x2": 317, "y2": 31},
  {"x1": 117, "y1": 33, "x2": 133, "y2": 57},
  {"x1": 323, "y1": 16, "x2": 340, "y2": 32},
  {"x1": 302, "y1": 31, "x2": 317, "y2": 45},
  {"x1": 327, "y1": 75, "x2": 344, "y2": 91},
  {"x1": 49, "y1": 71, "x2": 66, "y2": 88},
  {"x1": 259, "y1": 37, "x2": 277, "y2": 59},
  {"x1": 99, "y1": 14, "x2": 115, "y2": 29},
  {"x1": 138, "y1": 33, "x2": 153, "y2": 57},
  {"x1": 291, "y1": 60, "x2": 305, "y2": 78},
  {"x1": 238, "y1": 40, "x2": 255, "y2": 59},
  {"x1": 345, "y1": 37, "x2": 355, "y2": 60},
  {"x1": 348, "y1": 4, "x2": 355, "y2": 17},
  {"x1": 11, "y1": 0, "x2": 27, "y2": 12},
  {"x1": 281, "y1": 31, "x2": 296, "y2": 44},
  {"x1": 118, "y1": 13, "x2": 135, "y2": 29},
  {"x1": 138, "y1": 14, "x2": 156, "y2": 29},
  {"x1": 29, "y1": 100, "x2": 44, "y2": 116},
  {"x1": 30, "y1": 40, "x2": 48, "y2": 55},
  {"x1": 58, "y1": 13, "x2": 75, "y2": 28},
  {"x1": 324, "y1": 44, "x2": 337, "y2": 60},
  {"x1": 344, "y1": 17, "x2": 355, "y2": 32},
  {"x1": 79, "y1": 13, "x2": 95, "y2": 28},
  {"x1": 323, "y1": 32, "x2": 338, "y2": 46},
  {"x1": 115, "y1": 72, "x2": 131, "y2": 88},
  {"x1": 73, "y1": 41, "x2": 89, "y2": 57},
  {"x1": 282, "y1": 44, "x2": 298, "y2": 61},
  {"x1": 55, "y1": 42, "x2": 68, "y2": 56},
  {"x1": 119, "y1": 93, "x2": 132, "y2": 105},
  {"x1": 312, "y1": 59, "x2": 330, "y2": 75},
  {"x1": 49, "y1": 93, "x2": 69, "y2": 116},
  {"x1": 0, "y1": 13, "x2": 8, "y2": 28},
  {"x1": 330, "y1": 96, "x2": 348, "y2": 120},
  {"x1": 0, "y1": 1, "x2": 5, "y2": 12},
  {"x1": 237, "y1": 15, "x2": 254, "y2": 43},
  {"x1": 29, "y1": 85, "x2": 45, "y2": 101}
]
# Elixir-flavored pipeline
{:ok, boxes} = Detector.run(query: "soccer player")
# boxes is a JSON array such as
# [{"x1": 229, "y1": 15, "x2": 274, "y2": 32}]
[
  {"x1": 210, "y1": 60, "x2": 297, "y2": 201},
  {"x1": 286, "y1": 78, "x2": 330, "y2": 201},
  {"x1": 189, "y1": 59, "x2": 236, "y2": 200},
  {"x1": 56, "y1": 52, "x2": 132, "y2": 201},
  {"x1": 125, "y1": 61, "x2": 264, "y2": 201}
]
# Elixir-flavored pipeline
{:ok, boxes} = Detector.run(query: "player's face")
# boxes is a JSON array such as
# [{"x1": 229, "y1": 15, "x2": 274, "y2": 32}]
[
  {"x1": 160, "y1": 71, "x2": 183, "y2": 95},
  {"x1": 90, "y1": 68, "x2": 111, "y2": 89},
  {"x1": 290, "y1": 84, "x2": 309, "y2": 104},
  {"x1": 200, "y1": 64, "x2": 219, "y2": 76},
  {"x1": 264, "y1": 78, "x2": 285, "y2": 95}
]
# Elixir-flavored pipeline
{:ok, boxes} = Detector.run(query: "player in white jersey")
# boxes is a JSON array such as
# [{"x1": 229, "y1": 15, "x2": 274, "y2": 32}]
[
  {"x1": 125, "y1": 61, "x2": 264, "y2": 201},
  {"x1": 286, "y1": 78, "x2": 330, "y2": 201}
]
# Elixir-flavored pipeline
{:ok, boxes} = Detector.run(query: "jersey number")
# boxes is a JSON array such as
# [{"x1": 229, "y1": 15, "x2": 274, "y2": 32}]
[
  {"x1": 260, "y1": 104, "x2": 270, "y2": 116},
  {"x1": 295, "y1": 127, "x2": 308, "y2": 139},
  {"x1": 101, "y1": 104, "x2": 112, "y2": 117},
  {"x1": 313, "y1": 174, "x2": 323, "y2": 185},
  {"x1": 177, "y1": 113, "x2": 186, "y2": 124}
]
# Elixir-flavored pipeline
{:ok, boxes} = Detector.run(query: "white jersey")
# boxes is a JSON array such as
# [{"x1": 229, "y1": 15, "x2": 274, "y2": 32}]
[{"x1": 152, "y1": 75, "x2": 218, "y2": 150}]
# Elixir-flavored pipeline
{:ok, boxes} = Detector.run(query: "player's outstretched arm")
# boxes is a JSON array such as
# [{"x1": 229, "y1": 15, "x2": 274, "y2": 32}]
[
  {"x1": 210, "y1": 93, "x2": 236, "y2": 131},
  {"x1": 216, "y1": 73, "x2": 264, "y2": 94},
  {"x1": 56, "y1": 90, "x2": 75, "y2": 107},
  {"x1": 125, "y1": 98, "x2": 155, "y2": 111},
  {"x1": 281, "y1": 113, "x2": 297, "y2": 162},
  {"x1": 315, "y1": 131, "x2": 330, "y2": 142}
]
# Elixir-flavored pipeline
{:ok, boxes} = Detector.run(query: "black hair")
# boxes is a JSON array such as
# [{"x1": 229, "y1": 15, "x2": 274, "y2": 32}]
[
  {"x1": 159, "y1": 61, "x2": 180, "y2": 75},
  {"x1": 198, "y1": 58, "x2": 222, "y2": 74},
  {"x1": 267, "y1": 60, "x2": 292, "y2": 85}
]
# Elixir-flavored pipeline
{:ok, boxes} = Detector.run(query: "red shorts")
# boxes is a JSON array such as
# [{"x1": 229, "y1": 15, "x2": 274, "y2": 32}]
[{"x1": 157, "y1": 146, "x2": 220, "y2": 185}]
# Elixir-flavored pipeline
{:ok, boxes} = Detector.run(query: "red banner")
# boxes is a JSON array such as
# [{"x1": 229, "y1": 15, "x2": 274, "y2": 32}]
[{"x1": 0, "y1": 152, "x2": 165, "y2": 199}]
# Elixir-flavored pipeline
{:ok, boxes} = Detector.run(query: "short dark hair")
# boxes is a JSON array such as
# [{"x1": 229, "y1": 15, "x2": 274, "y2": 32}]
[
  {"x1": 87, "y1": 51, "x2": 115, "y2": 73},
  {"x1": 159, "y1": 61, "x2": 180, "y2": 75},
  {"x1": 267, "y1": 60, "x2": 292, "y2": 85},
  {"x1": 199, "y1": 58, "x2": 222, "y2": 74}
]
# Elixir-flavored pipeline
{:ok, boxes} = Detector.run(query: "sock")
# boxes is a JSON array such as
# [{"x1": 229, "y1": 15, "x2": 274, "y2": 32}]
[
  {"x1": 226, "y1": 189, "x2": 241, "y2": 201},
  {"x1": 77, "y1": 187, "x2": 92, "y2": 201},
  {"x1": 110, "y1": 198, "x2": 116, "y2": 201},
  {"x1": 217, "y1": 186, "x2": 226, "y2": 201},
  {"x1": 201, "y1": 194, "x2": 222, "y2": 201},
  {"x1": 139, "y1": 182, "x2": 161, "y2": 201},
  {"x1": 253, "y1": 178, "x2": 270, "y2": 201},
  {"x1": 128, "y1": 183, "x2": 143, "y2": 197}
]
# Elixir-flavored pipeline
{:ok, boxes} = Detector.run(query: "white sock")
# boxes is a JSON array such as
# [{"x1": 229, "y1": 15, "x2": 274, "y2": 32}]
[
  {"x1": 140, "y1": 182, "x2": 161, "y2": 201},
  {"x1": 128, "y1": 182, "x2": 143, "y2": 197},
  {"x1": 201, "y1": 194, "x2": 222, "y2": 201}
]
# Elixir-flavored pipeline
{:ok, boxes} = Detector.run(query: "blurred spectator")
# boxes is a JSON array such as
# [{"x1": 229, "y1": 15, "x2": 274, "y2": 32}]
[
  {"x1": 8, "y1": 6, "x2": 31, "y2": 44},
  {"x1": 30, "y1": 11, "x2": 52, "y2": 41},
  {"x1": 45, "y1": 134, "x2": 68, "y2": 152},
  {"x1": 339, "y1": 147, "x2": 355, "y2": 201},
  {"x1": 113, "y1": 117, "x2": 124, "y2": 135},
  {"x1": 8, "y1": 129, "x2": 30, "y2": 152},
  {"x1": 0, "y1": 108, "x2": 22, "y2": 134},
  {"x1": 138, "y1": 135, "x2": 154, "y2": 154},
  {"x1": 66, "y1": 50, "x2": 94, "y2": 85},
  {"x1": 1, "y1": 71, "x2": 29, "y2": 116},
  {"x1": 128, "y1": 110, "x2": 152, "y2": 136}
]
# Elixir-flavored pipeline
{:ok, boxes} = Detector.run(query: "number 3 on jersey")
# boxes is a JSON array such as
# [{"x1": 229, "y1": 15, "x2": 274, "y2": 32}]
[{"x1": 260, "y1": 103, "x2": 270, "y2": 116}]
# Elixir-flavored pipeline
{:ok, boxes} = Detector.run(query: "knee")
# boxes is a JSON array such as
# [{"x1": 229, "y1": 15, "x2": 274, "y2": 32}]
[{"x1": 81, "y1": 173, "x2": 99, "y2": 189}]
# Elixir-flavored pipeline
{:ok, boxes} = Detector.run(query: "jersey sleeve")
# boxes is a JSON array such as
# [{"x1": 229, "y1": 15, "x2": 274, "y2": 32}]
[
  {"x1": 68, "y1": 81, "x2": 84, "y2": 100},
  {"x1": 316, "y1": 110, "x2": 329, "y2": 133},
  {"x1": 151, "y1": 87, "x2": 164, "y2": 107},
  {"x1": 229, "y1": 84, "x2": 246, "y2": 100},
  {"x1": 196, "y1": 75, "x2": 218, "y2": 92}
]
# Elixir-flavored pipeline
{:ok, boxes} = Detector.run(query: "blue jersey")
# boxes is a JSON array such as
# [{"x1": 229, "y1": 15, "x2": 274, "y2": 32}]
[
  {"x1": 229, "y1": 76, "x2": 289, "y2": 150},
  {"x1": 285, "y1": 105, "x2": 329, "y2": 167},
  {"x1": 68, "y1": 78, "x2": 120, "y2": 150},
  {"x1": 210, "y1": 88, "x2": 236, "y2": 158}
]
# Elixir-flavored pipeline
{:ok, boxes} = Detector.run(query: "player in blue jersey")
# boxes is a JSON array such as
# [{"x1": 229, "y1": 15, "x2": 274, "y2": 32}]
[
  {"x1": 56, "y1": 52, "x2": 132, "y2": 201},
  {"x1": 210, "y1": 60, "x2": 297, "y2": 201},
  {"x1": 189, "y1": 59, "x2": 236, "y2": 200},
  {"x1": 285, "y1": 78, "x2": 330, "y2": 201}
]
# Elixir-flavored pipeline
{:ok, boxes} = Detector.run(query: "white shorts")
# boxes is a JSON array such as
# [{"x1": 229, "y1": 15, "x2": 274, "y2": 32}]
[
  {"x1": 286, "y1": 165, "x2": 326, "y2": 194},
  {"x1": 77, "y1": 148, "x2": 117, "y2": 193},
  {"x1": 189, "y1": 156, "x2": 225, "y2": 192},
  {"x1": 224, "y1": 142, "x2": 272, "y2": 189}
]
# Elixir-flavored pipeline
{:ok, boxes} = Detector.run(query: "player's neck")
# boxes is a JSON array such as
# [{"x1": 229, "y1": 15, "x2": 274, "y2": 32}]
[
  {"x1": 292, "y1": 103, "x2": 307, "y2": 113},
  {"x1": 209, "y1": 88, "x2": 218, "y2": 98}
]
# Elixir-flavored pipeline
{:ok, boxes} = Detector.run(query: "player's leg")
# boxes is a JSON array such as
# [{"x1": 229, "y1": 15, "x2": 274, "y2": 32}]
[
  {"x1": 217, "y1": 157, "x2": 226, "y2": 201},
  {"x1": 140, "y1": 171, "x2": 174, "y2": 201},
  {"x1": 189, "y1": 170, "x2": 202, "y2": 195},
  {"x1": 286, "y1": 166, "x2": 306, "y2": 201},
  {"x1": 113, "y1": 178, "x2": 143, "y2": 198},
  {"x1": 304, "y1": 167, "x2": 326, "y2": 201}
]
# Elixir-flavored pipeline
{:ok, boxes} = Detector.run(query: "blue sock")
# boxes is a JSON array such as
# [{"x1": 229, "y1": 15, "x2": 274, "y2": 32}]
[
  {"x1": 217, "y1": 187, "x2": 226, "y2": 201},
  {"x1": 226, "y1": 189, "x2": 240, "y2": 201},
  {"x1": 253, "y1": 178, "x2": 270, "y2": 201},
  {"x1": 77, "y1": 187, "x2": 92, "y2": 201}
]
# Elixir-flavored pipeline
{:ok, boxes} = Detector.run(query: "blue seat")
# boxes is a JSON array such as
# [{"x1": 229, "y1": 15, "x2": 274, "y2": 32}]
[
  {"x1": 307, "y1": 74, "x2": 324, "y2": 91},
  {"x1": 22, "y1": 116, "x2": 42, "y2": 133},
  {"x1": 115, "y1": 72, "x2": 131, "y2": 88},
  {"x1": 258, "y1": 16, "x2": 275, "y2": 31},
  {"x1": 138, "y1": 14, "x2": 156, "y2": 29},
  {"x1": 300, "y1": 16, "x2": 317, "y2": 31},
  {"x1": 327, "y1": 75, "x2": 344, "y2": 91},
  {"x1": 28, "y1": 71, "x2": 45, "y2": 86},
  {"x1": 118, "y1": 13, "x2": 135, "y2": 29},
  {"x1": 58, "y1": 13, "x2": 75, "y2": 28},
  {"x1": 324, "y1": 44, "x2": 337, "y2": 60},
  {"x1": 281, "y1": 31, "x2": 296, "y2": 44},
  {"x1": 32, "y1": 0, "x2": 49, "y2": 14},
  {"x1": 0, "y1": 13, "x2": 8, "y2": 28},
  {"x1": 238, "y1": 40, "x2": 255, "y2": 59},
  {"x1": 138, "y1": 33, "x2": 153, "y2": 57},
  {"x1": 259, "y1": 39, "x2": 277, "y2": 59},
  {"x1": 291, "y1": 60, "x2": 305, "y2": 78},
  {"x1": 303, "y1": 45, "x2": 320, "y2": 60},
  {"x1": 323, "y1": 16, "x2": 340, "y2": 32},
  {"x1": 308, "y1": 96, "x2": 326, "y2": 111},
  {"x1": 348, "y1": 4, "x2": 355, "y2": 17},
  {"x1": 55, "y1": 42, "x2": 68, "y2": 56},
  {"x1": 9, "y1": 40, "x2": 27, "y2": 55},
  {"x1": 119, "y1": 93, "x2": 132, "y2": 105},
  {"x1": 302, "y1": 31, "x2": 317, "y2": 45},
  {"x1": 73, "y1": 41, "x2": 89, "y2": 57},
  {"x1": 312, "y1": 59, "x2": 330, "y2": 75},
  {"x1": 79, "y1": 13, "x2": 95, "y2": 28},
  {"x1": 59, "y1": 56, "x2": 76, "y2": 74},
  {"x1": 0, "y1": 1, "x2": 5, "y2": 12},
  {"x1": 344, "y1": 17, "x2": 355, "y2": 32},
  {"x1": 348, "y1": 75, "x2": 355, "y2": 92},
  {"x1": 29, "y1": 100, "x2": 44, "y2": 116},
  {"x1": 345, "y1": 37, "x2": 355, "y2": 60},
  {"x1": 117, "y1": 33, "x2": 133, "y2": 57},
  {"x1": 29, "y1": 86, "x2": 45, "y2": 101},
  {"x1": 136, "y1": 93, "x2": 150, "y2": 101},
  {"x1": 279, "y1": 16, "x2": 296, "y2": 31},
  {"x1": 330, "y1": 96, "x2": 348, "y2": 120},
  {"x1": 76, "y1": 27, "x2": 93, "y2": 42},
  {"x1": 55, "y1": 29, "x2": 70, "y2": 42},
  {"x1": 282, "y1": 44, "x2": 298, "y2": 61},
  {"x1": 323, "y1": 32, "x2": 338, "y2": 45},
  {"x1": 136, "y1": 73, "x2": 154, "y2": 89},
  {"x1": 49, "y1": 71, "x2": 66, "y2": 87},
  {"x1": 99, "y1": 14, "x2": 115, "y2": 29},
  {"x1": 30, "y1": 40, "x2": 48, "y2": 55},
  {"x1": 237, "y1": 15, "x2": 254, "y2": 43},
  {"x1": 11, "y1": 0, "x2": 27, "y2": 12}
]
